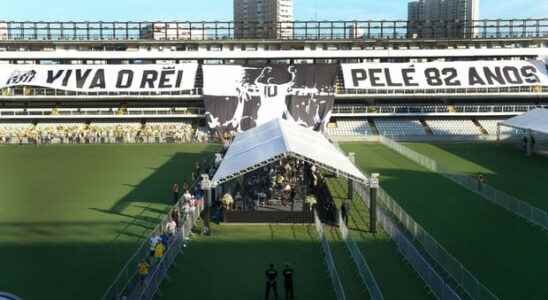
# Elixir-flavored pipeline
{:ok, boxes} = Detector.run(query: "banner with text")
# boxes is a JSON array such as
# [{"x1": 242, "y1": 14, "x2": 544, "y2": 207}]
[
  {"x1": 0, "y1": 64, "x2": 198, "y2": 92},
  {"x1": 341, "y1": 60, "x2": 548, "y2": 90},
  {"x1": 203, "y1": 64, "x2": 337, "y2": 132}
]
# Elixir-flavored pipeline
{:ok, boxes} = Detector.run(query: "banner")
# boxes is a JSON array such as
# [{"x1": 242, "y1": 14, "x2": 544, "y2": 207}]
[
  {"x1": 341, "y1": 60, "x2": 548, "y2": 90},
  {"x1": 203, "y1": 64, "x2": 337, "y2": 132},
  {"x1": 0, "y1": 64, "x2": 198, "y2": 92}
]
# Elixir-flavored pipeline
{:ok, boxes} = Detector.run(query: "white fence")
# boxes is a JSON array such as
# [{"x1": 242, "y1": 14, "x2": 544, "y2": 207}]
[
  {"x1": 338, "y1": 210, "x2": 384, "y2": 300},
  {"x1": 314, "y1": 210, "x2": 347, "y2": 300},
  {"x1": 354, "y1": 183, "x2": 462, "y2": 300},
  {"x1": 379, "y1": 136, "x2": 548, "y2": 232},
  {"x1": 331, "y1": 139, "x2": 463, "y2": 300}
]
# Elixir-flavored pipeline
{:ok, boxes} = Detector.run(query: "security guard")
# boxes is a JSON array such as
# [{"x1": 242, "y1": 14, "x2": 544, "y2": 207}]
[
  {"x1": 265, "y1": 264, "x2": 279, "y2": 300},
  {"x1": 283, "y1": 264, "x2": 294, "y2": 300}
]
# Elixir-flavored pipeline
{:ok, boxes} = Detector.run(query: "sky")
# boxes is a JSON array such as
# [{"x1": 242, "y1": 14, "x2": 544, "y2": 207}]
[{"x1": 0, "y1": 0, "x2": 546, "y2": 21}]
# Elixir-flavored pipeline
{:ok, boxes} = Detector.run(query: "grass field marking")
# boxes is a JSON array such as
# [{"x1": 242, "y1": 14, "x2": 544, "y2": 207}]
[{"x1": 380, "y1": 136, "x2": 548, "y2": 233}]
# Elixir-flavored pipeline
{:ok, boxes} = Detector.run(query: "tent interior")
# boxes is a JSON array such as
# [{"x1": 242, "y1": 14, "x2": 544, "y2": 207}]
[{"x1": 209, "y1": 119, "x2": 367, "y2": 223}]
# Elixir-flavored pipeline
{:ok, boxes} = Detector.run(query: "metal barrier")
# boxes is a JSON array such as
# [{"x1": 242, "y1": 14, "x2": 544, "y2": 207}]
[
  {"x1": 1, "y1": 19, "x2": 547, "y2": 41},
  {"x1": 338, "y1": 210, "x2": 384, "y2": 300},
  {"x1": 379, "y1": 136, "x2": 548, "y2": 232},
  {"x1": 375, "y1": 136, "x2": 503, "y2": 299},
  {"x1": 102, "y1": 186, "x2": 205, "y2": 300},
  {"x1": 314, "y1": 210, "x2": 347, "y2": 300},
  {"x1": 129, "y1": 203, "x2": 202, "y2": 300},
  {"x1": 331, "y1": 141, "x2": 476, "y2": 300},
  {"x1": 353, "y1": 183, "x2": 462, "y2": 300},
  {"x1": 332, "y1": 104, "x2": 547, "y2": 116}
]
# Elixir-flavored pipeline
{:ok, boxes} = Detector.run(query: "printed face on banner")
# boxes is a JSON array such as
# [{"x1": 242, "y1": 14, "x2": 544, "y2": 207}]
[
  {"x1": 341, "y1": 60, "x2": 548, "y2": 90},
  {"x1": 203, "y1": 64, "x2": 336, "y2": 132},
  {"x1": 0, "y1": 64, "x2": 198, "y2": 92}
]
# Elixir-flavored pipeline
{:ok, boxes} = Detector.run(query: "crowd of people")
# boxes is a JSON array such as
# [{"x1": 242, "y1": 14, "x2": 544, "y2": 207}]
[
  {"x1": 137, "y1": 179, "x2": 205, "y2": 291},
  {"x1": 0, "y1": 122, "x2": 211, "y2": 145},
  {"x1": 218, "y1": 157, "x2": 309, "y2": 214}
]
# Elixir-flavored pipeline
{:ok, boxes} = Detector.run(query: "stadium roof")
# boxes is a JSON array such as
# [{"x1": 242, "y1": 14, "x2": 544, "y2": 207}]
[
  {"x1": 211, "y1": 119, "x2": 367, "y2": 186},
  {"x1": 500, "y1": 108, "x2": 548, "y2": 135}
]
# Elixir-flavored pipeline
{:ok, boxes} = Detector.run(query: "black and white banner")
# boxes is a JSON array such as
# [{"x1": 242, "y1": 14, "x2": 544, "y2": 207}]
[
  {"x1": 342, "y1": 60, "x2": 548, "y2": 90},
  {"x1": 0, "y1": 64, "x2": 198, "y2": 92},
  {"x1": 203, "y1": 64, "x2": 337, "y2": 132}
]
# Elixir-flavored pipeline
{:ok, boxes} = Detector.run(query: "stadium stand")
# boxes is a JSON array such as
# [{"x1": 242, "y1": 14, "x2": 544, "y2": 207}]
[
  {"x1": 326, "y1": 119, "x2": 374, "y2": 137},
  {"x1": 374, "y1": 119, "x2": 427, "y2": 137},
  {"x1": 0, "y1": 121, "x2": 209, "y2": 144},
  {"x1": 426, "y1": 119, "x2": 482, "y2": 136},
  {"x1": 476, "y1": 119, "x2": 525, "y2": 136}
]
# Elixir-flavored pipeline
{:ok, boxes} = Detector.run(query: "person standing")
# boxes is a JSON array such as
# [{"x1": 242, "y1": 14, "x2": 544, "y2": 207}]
[
  {"x1": 137, "y1": 259, "x2": 150, "y2": 286},
  {"x1": 153, "y1": 240, "x2": 165, "y2": 265},
  {"x1": 172, "y1": 183, "x2": 180, "y2": 204},
  {"x1": 341, "y1": 199, "x2": 352, "y2": 226},
  {"x1": 282, "y1": 264, "x2": 294, "y2": 300},
  {"x1": 265, "y1": 264, "x2": 279, "y2": 300}
]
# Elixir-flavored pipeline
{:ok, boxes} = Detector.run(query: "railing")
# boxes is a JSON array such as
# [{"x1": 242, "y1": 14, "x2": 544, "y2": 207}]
[
  {"x1": 314, "y1": 210, "x2": 347, "y2": 300},
  {"x1": 0, "y1": 19, "x2": 547, "y2": 41},
  {"x1": 338, "y1": 210, "x2": 384, "y2": 300},
  {"x1": 0, "y1": 108, "x2": 205, "y2": 117},
  {"x1": 379, "y1": 135, "x2": 548, "y2": 232},
  {"x1": 340, "y1": 86, "x2": 548, "y2": 96},
  {"x1": 102, "y1": 185, "x2": 205, "y2": 300},
  {"x1": 330, "y1": 141, "x2": 463, "y2": 300},
  {"x1": 332, "y1": 104, "x2": 546, "y2": 116},
  {"x1": 1, "y1": 85, "x2": 547, "y2": 100},
  {"x1": 353, "y1": 182, "x2": 462, "y2": 300},
  {"x1": 0, "y1": 87, "x2": 202, "y2": 97},
  {"x1": 129, "y1": 202, "x2": 203, "y2": 300}
]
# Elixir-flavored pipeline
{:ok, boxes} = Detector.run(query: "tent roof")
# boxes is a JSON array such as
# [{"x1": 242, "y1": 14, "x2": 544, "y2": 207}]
[
  {"x1": 500, "y1": 108, "x2": 548, "y2": 135},
  {"x1": 211, "y1": 119, "x2": 367, "y2": 185}
]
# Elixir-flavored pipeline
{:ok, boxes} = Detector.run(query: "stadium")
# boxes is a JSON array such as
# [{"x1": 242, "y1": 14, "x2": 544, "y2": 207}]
[{"x1": 1, "y1": 13, "x2": 548, "y2": 300}]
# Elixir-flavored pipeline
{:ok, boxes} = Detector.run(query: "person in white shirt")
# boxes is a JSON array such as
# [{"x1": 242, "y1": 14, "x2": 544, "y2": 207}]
[{"x1": 165, "y1": 219, "x2": 177, "y2": 236}]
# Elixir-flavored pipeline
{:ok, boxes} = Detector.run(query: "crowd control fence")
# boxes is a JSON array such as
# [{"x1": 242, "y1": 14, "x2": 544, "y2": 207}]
[
  {"x1": 379, "y1": 136, "x2": 548, "y2": 233},
  {"x1": 314, "y1": 210, "x2": 347, "y2": 300},
  {"x1": 338, "y1": 210, "x2": 384, "y2": 300}
]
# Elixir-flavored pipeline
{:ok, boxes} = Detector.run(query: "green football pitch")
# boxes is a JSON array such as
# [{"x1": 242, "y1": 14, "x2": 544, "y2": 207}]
[
  {"x1": 4, "y1": 141, "x2": 547, "y2": 300},
  {"x1": 340, "y1": 142, "x2": 548, "y2": 299},
  {"x1": 0, "y1": 144, "x2": 217, "y2": 300}
]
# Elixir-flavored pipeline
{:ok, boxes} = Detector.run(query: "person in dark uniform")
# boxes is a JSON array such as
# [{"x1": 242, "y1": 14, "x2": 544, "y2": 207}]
[
  {"x1": 282, "y1": 264, "x2": 294, "y2": 300},
  {"x1": 265, "y1": 264, "x2": 279, "y2": 300},
  {"x1": 341, "y1": 199, "x2": 352, "y2": 226}
]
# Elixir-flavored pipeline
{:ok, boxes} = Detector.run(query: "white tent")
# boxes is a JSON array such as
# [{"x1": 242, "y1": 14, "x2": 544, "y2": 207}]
[
  {"x1": 211, "y1": 119, "x2": 367, "y2": 186},
  {"x1": 500, "y1": 108, "x2": 548, "y2": 135}
]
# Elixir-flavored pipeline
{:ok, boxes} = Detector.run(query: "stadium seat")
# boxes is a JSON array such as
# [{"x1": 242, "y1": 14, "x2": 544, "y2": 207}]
[
  {"x1": 375, "y1": 119, "x2": 427, "y2": 137},
  {"x1": 426, "y1": 119, "x2": 482, "y2": 136}
]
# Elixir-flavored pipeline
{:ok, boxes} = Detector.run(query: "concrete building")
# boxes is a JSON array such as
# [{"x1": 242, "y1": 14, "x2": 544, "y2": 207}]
[
  {"x1": 408, "y1": 0, "x2": 479, "y2": 39},
  {"x1": 234, "y1": 0, "x2": 294, "y2": 39}
]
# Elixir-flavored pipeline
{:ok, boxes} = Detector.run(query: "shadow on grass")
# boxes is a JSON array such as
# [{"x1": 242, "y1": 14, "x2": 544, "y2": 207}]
[
  {"x1": 0, "y1": 144, "x2": 219, "y2": 300},
  {"x1": 159, "y1": 224, "x2": 335, "y2": 300},
  {"x1": 362, "y1": 166, "x2": 548, "y2": 299},
  {"x1": 0, "y1": 240, "x2": 139, "y2": 300}
]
